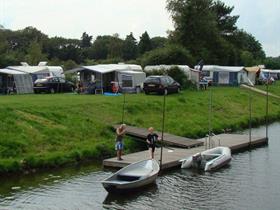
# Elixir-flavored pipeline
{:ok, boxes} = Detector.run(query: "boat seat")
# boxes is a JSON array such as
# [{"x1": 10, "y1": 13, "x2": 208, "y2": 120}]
[
  {"x1": 119, "y1": 168, "x2": 153, "y2": 177},
  {"x1": 104, "y1": 180, "x2": 131, "y2": 184}
]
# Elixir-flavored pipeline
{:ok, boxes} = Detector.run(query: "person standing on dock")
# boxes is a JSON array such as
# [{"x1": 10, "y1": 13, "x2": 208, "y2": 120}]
[
  {"x1": 146, "y1": 127, "x2": 160, "y2": 159},
  {"x1": 115, "y1": 124, "x2": 126, "y2": 161}
]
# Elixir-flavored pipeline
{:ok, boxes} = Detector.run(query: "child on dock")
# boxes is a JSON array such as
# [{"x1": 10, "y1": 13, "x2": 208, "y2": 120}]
[
  {"x1": 115, "y1": 124, "x2": 126, "y2": 161},
  {"x1": 146, "y1": 127, "x2": 160, "y2": 159}
]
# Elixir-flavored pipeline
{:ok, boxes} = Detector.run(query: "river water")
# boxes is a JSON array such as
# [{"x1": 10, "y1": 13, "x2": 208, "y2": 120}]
[{"x1": 0, "y1": 123, "x2": 280, "y2": 210}]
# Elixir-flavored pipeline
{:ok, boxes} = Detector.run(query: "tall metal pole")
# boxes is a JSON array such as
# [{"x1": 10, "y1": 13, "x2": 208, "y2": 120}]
[
  {"x1": 208, "y1": 87, "x2": 212, "y2": 149},
  {"x1": 160, "y1": 93, "x2": 166, "y2": 170},
  {"x1": 249, "y1": 89, "x2": 252, "y2": 146},
  {"x1": 121, "y1": 92, "x2": 126, "y2": 124},
  {"x1": 266, "y1": 79, "x2": 269, "y2": 139}
]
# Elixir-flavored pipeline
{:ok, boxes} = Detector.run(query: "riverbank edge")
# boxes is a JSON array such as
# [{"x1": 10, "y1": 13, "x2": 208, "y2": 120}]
[{"x1": 1, "y1": 114, "x2": 279, "y2": 175}]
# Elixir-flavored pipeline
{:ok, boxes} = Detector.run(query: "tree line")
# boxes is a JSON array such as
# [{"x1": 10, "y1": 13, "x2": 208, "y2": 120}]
[{"x1": 0, "y1": 0, "x2": 279, "y2": 70}]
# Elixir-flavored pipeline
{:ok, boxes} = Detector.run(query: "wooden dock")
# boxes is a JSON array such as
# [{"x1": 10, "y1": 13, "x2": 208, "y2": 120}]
[
  {"x1": 113, "y1": 125, "x2": 203, "y2": 148},
  {"x1": 103, "y1": 133, "x2": 268, "y2": 170}
]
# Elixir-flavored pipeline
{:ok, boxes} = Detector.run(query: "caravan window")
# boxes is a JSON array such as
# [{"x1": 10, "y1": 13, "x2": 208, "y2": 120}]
[
  {"x1": 202, "y1": 71, "x2": 210, "y2": 77},
  {"x1": 59, "y1": 78, "x2": 66, "y2": 83},
  {"x1": 37, "y1": 73, "x2": 50, "y2": 79},
  {"x1": 121, "y1": 75, "x2": 133, "y2": 87}
]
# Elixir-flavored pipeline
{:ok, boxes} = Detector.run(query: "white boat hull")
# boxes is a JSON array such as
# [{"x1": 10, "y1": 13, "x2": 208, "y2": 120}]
[
  {"x1": 102, "y1": 159, "x2": 160, "y2": 193},
  {"x1": 180, "y1": 147, "x2": 232, "y2": 172}
]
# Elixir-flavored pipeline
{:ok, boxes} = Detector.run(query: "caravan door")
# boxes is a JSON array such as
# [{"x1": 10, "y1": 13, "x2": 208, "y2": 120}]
[{"x1": 218, "y1": 72, "x2": 229, "y2": 84}]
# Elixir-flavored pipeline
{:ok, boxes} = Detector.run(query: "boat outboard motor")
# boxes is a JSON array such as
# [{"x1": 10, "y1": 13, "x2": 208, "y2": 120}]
[{"x1": 192, "y1": 153, "x2": 202, "y2": 169}]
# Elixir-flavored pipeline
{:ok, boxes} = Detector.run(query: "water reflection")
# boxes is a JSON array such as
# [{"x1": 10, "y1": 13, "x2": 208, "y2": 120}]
[
  {"x1": 0, "y1": 123, "x2": 280, "y2": 209},
  {"x1": 103, "y1": 184, "x2": 158, "y2": 209}
]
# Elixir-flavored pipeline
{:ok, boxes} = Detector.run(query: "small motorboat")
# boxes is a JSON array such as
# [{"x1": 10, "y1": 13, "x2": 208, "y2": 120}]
[
  {"x1": 102, "y1": 159, "x2": 160, "y2": 193},
  {"x1": 180, "y1": 146, "x2": 232, "y2": 171}
]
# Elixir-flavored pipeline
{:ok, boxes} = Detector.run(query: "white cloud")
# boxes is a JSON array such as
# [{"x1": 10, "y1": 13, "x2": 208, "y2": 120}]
[
  {"x1": 0, "y1": 0, "x2": 173, "y2": 40},
  {"x1": 0, "y1": 0, "x2": 279, "y2": 56},
  {"x1": 223, "y1": 0, "x2": 280, "y2": 56}
]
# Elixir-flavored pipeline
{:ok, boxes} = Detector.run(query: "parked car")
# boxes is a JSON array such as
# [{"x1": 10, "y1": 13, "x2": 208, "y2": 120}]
[
  {"x1": 34, "y1": 77, "x2": 75, "y2": 93},
  {"x1": 143, "y1": 75, "x2": 181, "y2": 95}
]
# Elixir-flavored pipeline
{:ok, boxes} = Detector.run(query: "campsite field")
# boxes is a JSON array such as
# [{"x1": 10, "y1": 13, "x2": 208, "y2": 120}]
[{"x1": 0, "y1": 83, "x2": 280, "y2": 173}]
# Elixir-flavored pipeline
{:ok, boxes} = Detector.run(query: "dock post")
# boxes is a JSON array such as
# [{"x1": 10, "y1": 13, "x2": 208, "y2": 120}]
[
  {"x1": 208, "y1": 87, "x2": 213, "y2": 149},
  {"x1": 266, "y1": 79, "x2": 269, "y2": 140},
  {"x1": 160, "y1": 92, "x2": 166, "y2": 170},
  {"x1": 122, "y1": 92, "x2": 126, "y2": 124},
  {"x1": 249, "y1": 89, "x2": 252, "y2": 147}
]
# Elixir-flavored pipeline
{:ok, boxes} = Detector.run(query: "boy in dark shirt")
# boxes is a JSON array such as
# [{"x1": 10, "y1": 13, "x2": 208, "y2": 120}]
[{"x1": 146, "y1": 127, "x2": 160, "y2": 159}]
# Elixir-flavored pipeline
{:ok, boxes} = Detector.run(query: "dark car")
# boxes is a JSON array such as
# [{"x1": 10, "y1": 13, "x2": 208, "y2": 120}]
[
  {"x1": 34, "y1": 77, "x2": 75, "y2": 93},
  {"x1": 143, "y1": 75, "x2": 181, "y2": 95}
]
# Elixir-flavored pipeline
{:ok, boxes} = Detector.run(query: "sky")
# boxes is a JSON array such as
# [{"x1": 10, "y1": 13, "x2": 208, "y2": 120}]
[{"x1": 0, "y1": 0, "x2": 279, "y2": 57}]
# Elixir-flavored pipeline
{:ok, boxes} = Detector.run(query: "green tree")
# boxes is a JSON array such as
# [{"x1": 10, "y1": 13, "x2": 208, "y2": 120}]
[
  {"x1": 80, "y1": 32, "x2": 92, "y2": 48},
  {"x1": 122, "y1": 33, "x2": 138, "y2": 60},
  {"x1": 141, "y1": 44, "x2": 194, "y2": 67},
  {"x1": 107, "y1": 36, "x2": 124, "y2": 59},
  {"x1": 151, "y1": 36, "x2": 168, "y2": 50},
  {"x1": 89, "y1": 36, "x2": 111, "y2": 60},
  {"x1": 230, "y1": 30, "x2": 265, "y2": 61},
  {"x1": 240, "y1": 51, "x2": 255, "y2": 66},
  {"x1": 264, "y1": 57, "x2": 280, "y2": 69},
  {"x1": 138, "y1": 31, "x2": 152, "y2": 55},
  {"x1": 167, "y1": 0, "x2": 219, "y2": 60},
  {"x1": 62, "y1": 59, "x2": 78, "y2": 71},
  {"x1": 212, "y1": 0, "x2": 239, "y2": 35},
  {"x1": 166, "y1": 0, "x2": 265, "y2": 66},
  {"x1": 45, "y1": 37, "x2": 82, "y2": 63},
  {"x1": 25, "y1": 42, "x2": 47, "y2": 65}
]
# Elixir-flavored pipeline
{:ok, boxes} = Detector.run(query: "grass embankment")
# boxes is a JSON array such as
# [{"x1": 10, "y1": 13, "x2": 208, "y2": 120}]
[{"x1": 0, "y1": 82, "x2": 280, "y2": 173}]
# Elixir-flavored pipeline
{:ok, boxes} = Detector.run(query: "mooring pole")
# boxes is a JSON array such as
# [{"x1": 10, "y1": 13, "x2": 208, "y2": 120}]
[
  {"x1": 208, "y1": 87, "x2": 213, "y2": 149},
  {"x1": 122, "y1": 92, "x2": 126, "y2": 124},
  {"x1": 249, "y1": 89, "x2": 252, "y2": 147},
  {"x1": 160, "y1": 92, "x2": 166, "y2": 170},
  {"x1": 266, "y1": 79, "x2": 269, "y2": 139}
]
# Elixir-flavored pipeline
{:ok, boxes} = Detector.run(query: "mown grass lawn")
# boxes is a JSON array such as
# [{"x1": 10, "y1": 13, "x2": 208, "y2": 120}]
[{"x1": 0, "y1": 82, "x2": 280, "y2": 173}]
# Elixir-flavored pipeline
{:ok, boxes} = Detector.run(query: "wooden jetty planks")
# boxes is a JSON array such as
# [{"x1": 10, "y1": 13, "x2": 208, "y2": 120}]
[
  {"x1": 113, "y1": 125, "x2": 203, "y2": 148},
  {"x1": 103, "y1": 133, "x2": 268, "y2": 170}
]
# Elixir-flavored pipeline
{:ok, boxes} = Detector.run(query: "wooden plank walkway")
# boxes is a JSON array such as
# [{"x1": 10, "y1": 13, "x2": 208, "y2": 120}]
[
  {"x1": 103, "y1": 134, "x2": 268, "y2": 170},
  {"x1": 113, "y1": 125, "x2": 203, "y2": 148}
]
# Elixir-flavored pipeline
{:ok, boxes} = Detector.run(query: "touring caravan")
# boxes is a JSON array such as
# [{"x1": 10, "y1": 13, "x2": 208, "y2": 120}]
[{"x1": 68, "y1": 64, "x2": 146, "y2": 94}]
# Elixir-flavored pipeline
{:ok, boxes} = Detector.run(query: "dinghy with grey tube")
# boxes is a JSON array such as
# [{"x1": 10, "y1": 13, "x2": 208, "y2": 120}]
[{"x1": 180, "y1": 146, "x2": 232, "y2": 171}]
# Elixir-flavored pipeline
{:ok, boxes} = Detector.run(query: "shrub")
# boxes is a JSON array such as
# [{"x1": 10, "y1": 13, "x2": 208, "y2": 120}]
[{"x1": 141, "y1": 45, "x2": 195, "y2": 67}]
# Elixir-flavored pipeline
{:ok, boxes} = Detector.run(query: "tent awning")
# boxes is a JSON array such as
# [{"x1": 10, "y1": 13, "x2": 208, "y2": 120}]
[
  {"x1": 67, "y1": 64, "x2": 143, "y2": 74},
  {"x1": 7, "y1": 66, "x2": 49, "y2": 74},
  {"x1": 213, "y1": 66, "x2": 244, "y2": 72},
  {"x1": 261, "y1": 69, "x2": 280, "y2": 73},
  {"x1": 144, "y1": 65, "x2": 190, "y2": 71},
  {"x1": 0, "y1": 69, "x2": 28, "y2": 75},
  {"x1": 200, "y1": 65, "x2": 244, "y2": 72},
  {"x1": 245, "y1": 66, "x2": 260, "y2": 72}
]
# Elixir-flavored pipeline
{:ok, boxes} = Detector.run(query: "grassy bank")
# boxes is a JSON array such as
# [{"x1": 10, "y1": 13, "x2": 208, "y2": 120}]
[{"x1": 0, "y1": 82, "x2": 280, "y2": 173}]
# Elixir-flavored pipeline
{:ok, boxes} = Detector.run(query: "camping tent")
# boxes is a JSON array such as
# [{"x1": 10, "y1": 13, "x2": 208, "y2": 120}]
[
  {"x1": 244, "y1": 66, "x2": 261, "y2": 85},
  {"x1": 200, "y1": 65, "x2": 246, "y2": 85},
  {"x1": 261, "y1": 69, "x2": 280, "y2": 80},
  {"x1": 68, "y1": 64, "x2": 146, "y2": 93},
  {"x1": 0, "y1": 69, "x2": 33, "y2": 94},
  {"x1": 7, "y1": 62, "x2": 64, "y2": 82}
]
